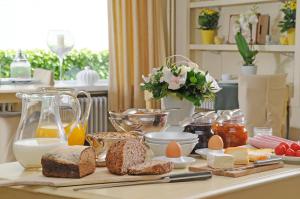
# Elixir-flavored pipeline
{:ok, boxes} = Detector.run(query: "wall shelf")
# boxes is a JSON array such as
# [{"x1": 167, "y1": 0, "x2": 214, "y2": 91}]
[
  {"x1": 190, "y1": 0, "x2": 280, "y2": 8},
  {"x1": 189, "y1": 44, "x2": 295, "y2": 53}
]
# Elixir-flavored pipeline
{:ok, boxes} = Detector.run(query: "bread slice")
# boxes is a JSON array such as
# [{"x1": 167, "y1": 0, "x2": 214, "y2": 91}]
[
  {"x1": 41, "y1": 146, "x2": 96, "y2": 178},
  {"x1": 128, "y1": 160, "x2": 173, "y2": 175},
  {"x1": 105, "y1": 139, "x2": 146, "y2": 175},
  {"x1": 224, "y1": 147, "x2": 249, "y2": 165}
]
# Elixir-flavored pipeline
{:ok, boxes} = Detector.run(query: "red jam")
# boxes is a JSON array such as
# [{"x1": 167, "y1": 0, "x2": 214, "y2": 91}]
[{"x1": 211, "y1": 121, "x2": 248, "y2": 148}]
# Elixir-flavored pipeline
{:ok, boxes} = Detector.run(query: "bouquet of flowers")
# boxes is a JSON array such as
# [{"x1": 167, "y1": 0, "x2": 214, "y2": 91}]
[
  {"x1": 278, "y1": 0, "x2": 296, "y2": 33},
  {"x1": 141, "y1": 55, "x2": 220, "y2": 106},
  {"x1": 198, "y1": 8, "x2": 220, "y2": 30}
]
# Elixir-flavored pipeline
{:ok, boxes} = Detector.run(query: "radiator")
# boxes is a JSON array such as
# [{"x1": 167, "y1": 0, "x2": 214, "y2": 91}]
[
  {"x1": 78, "y1": 96, "x2": 108, "y2": 133},
  {"x1": 199, "y1": 100, "x2": 214, "y2": 110}
]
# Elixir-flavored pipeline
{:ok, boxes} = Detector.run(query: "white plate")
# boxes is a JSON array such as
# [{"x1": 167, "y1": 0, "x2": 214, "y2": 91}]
[
  {"x1": 153, "y1": 156, "x2": 196, "y2": 169},
  {"x1": 272, "y1": 155, "x2": 300, "y2": 164},
  {"x1": 195, "y1": 148, "x2": 224, "y2": 159},
  {"x1": 145, "y1": 132, "x2": 198, "y2": 142}
]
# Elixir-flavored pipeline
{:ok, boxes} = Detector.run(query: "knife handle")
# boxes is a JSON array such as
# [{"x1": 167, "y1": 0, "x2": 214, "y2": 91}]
[{"x1": 168, "y1": 172, "x2": 212, "y2": 183}]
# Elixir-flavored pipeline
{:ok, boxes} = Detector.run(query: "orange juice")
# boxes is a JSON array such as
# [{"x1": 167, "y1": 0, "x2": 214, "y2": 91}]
[
  {"x1": 65, "y1": 123, "x2": 87, "y2": 146},
  {"x1": 36, "y1": 123, "x2": 86, "y2": 145}
]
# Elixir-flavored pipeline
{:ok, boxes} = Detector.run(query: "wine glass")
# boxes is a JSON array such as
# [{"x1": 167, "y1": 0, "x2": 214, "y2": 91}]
[{"x1": 47, "y1": 30, "x2": 74, "y2": 80}]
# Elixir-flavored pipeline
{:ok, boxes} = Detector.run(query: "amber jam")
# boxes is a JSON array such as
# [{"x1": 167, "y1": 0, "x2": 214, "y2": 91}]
[{"x1": 211, "y1": 120, "x2": 248, "y2": 148}]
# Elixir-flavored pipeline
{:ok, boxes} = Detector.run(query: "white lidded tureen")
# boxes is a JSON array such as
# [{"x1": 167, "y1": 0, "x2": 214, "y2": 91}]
[{"x1": 76, "y1": 66, "x2": 100, "y2": 85}]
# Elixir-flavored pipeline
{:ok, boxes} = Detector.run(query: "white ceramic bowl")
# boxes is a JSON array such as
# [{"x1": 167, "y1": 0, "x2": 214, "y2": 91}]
[
  {"x1": 145, "y1": 132, "x2": 198, "y2": 142},
  {"x1": 145, "y1": 141, "x2": 197, "y2": 157}
]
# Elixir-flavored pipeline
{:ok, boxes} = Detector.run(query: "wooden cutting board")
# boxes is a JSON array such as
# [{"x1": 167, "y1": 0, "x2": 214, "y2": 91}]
[
  {"x1": 189, "y1": 162, "x2": 284, "y2": 178},
  {"x1": 0, "y1": 167, "x2": 166, "y2": 187}
]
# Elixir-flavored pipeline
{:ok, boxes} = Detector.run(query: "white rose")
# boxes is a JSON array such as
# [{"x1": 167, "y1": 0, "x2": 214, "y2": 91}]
[
  {"x1": 163, "y1": 68, "x2": 187, "y2": 90},
  {"x1": 179, "y1": 65, "x2": 191, "y2": 76}
]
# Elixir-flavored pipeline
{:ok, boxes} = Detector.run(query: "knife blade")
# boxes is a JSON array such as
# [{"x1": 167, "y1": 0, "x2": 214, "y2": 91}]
[
  {"x1": 73, "y1": 172, "x2": 212, "y2": 191},
  {"x1": 224, "y1": 157, "x2": 283, "y2": 171}
]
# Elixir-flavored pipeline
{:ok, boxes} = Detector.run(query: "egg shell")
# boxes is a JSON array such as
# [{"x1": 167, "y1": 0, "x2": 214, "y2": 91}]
[
  {"x1": 208, "y1": 135, "x2": 224, "y2": 150},
  {"x1": 165, "y1": 141, "x2": 182, "y2": 158}
]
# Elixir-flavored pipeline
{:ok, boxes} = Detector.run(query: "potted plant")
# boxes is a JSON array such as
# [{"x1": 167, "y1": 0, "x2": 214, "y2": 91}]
[
  {"x1": 141, "y1": 55, "x2": 220, "y2": 125},
  {"x1": 233, "y1": 6, "x2": 259, "y2": 75},
  {"x1": 198, "y1": 8, "x2": 219, "y2": 44},
  {"x1": 235, "y1": 32, "x2": 258, "y2": 75},
  {"x1": 278, "y1": 0, "x2": 296, "y2": 45}
]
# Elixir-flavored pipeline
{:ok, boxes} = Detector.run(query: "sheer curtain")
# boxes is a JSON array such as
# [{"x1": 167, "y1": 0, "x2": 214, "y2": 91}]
[{"x1": 108, "y1": 0, "x2": 175, "y2": 111}]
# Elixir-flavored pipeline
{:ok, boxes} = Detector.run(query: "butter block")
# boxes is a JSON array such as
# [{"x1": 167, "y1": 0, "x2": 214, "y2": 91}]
[
  {"x1": 224, "y1": 147, "x2": 249, "y2": 165},
  {"x1": 207, "y1": 153, "x2": 234, "y2": 169}
]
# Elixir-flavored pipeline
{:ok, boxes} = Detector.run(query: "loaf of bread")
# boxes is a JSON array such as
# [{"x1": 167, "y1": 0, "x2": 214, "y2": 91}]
[
  {"x1": 128, "y1": 160, "x2": 173, "y2": 175},
  {"x1": 41, "y1": 146, "x2": 96, "y2": 178},
  {"x1": 105, "y1": 139, "x2": 146, "y2": 175}
]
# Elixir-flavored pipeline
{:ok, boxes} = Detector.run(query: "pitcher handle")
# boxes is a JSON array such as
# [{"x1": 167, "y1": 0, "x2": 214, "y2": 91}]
[
  {"x1": 76, "y1": 91, "x2": 92, "y2": 126},
  {"x1": 60, "y1": 92, "x2": 82, "y2": 137}
]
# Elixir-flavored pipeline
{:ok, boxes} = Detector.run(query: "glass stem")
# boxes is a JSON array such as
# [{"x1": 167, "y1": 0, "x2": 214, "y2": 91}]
[{"x1": 58, "y1": 56, "x2": 63, "y2": 80}]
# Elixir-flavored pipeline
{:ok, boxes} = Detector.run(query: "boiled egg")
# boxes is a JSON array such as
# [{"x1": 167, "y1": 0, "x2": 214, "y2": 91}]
[
  {"x1": 208, "y1": 135, "x2": 224, "y2": 150},
  {"x1": 166, "y1": 141, "x2": 182, "y2": 158}
]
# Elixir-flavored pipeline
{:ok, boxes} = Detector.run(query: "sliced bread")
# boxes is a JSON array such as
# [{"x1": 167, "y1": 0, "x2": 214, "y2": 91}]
[
  {"x1": 128, "y1": 160, "x2": 173, "y2": 175},
  {"x1": 105, "y1": 139, "x2": 146, "y2": 175}
]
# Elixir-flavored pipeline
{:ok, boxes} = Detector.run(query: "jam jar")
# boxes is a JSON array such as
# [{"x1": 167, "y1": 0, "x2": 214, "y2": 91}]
[
  {"x1": 211, "y1": 119, "x2": 248, "y2": 148},
  {"x1": 184, "y1": 117, "x2": 214, "y2": 152}
]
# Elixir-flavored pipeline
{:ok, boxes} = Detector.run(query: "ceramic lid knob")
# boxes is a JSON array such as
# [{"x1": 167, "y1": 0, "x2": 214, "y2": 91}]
[{"x1": 76, "y1": 66, "x2": 100, "y2": 85}]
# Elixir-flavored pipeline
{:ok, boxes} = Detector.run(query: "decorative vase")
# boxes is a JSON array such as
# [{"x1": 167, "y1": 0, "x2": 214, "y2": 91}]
[
  {"x1": 161, "y1": 95, "x2": 195, "y2": 126},
  {"x1": 200, "y1": 29, "x2": 216, "y2": 44},
  {"x1": 76, "y1": 66, "x2": 100, "y2": 85},
  {"x1": 287, "y1": 28, "x2": 295, "y2": 45},
  {"x1": 240, "y1": 65, "x2": 257, "y2": 75}
]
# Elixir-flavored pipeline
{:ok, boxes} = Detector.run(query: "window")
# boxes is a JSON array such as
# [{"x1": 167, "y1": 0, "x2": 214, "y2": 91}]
[{"x1": 0, "y1": 0, "x2": 109, "y2": 79}]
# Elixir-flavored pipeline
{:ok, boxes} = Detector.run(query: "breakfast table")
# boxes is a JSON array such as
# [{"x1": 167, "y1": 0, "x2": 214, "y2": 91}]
[{"x1": 1, "y1": 159, "x2": 300, "y2": 199}]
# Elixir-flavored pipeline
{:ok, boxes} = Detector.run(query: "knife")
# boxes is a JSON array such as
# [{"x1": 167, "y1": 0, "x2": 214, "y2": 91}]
[
  {"x1": 73, "y1": 172, "x2": 212, "y2": 191},
  {"x1": 224, "y1": 157, "x2": 283, "y2": 171}
]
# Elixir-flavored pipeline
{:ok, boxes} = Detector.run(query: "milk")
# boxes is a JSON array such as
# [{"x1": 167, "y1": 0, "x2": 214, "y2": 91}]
[{"x1": 13, "y1": 138, "x2": 66, "y2": 168}]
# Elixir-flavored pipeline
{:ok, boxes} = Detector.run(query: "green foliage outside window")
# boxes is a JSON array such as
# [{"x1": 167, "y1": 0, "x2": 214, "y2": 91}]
[{"x1": 0, "y1": 49, "x2": 109, "y2": 80}]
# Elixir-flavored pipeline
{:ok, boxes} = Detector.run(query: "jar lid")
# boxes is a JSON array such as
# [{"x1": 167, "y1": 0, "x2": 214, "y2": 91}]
[{"x1": 14, "y1": 50, "x2": 28, "y2": 62}]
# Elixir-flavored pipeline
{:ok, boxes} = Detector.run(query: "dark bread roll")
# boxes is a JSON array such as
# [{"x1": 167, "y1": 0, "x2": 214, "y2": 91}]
[{"x1": 41, "y1": 145, "x2": 96, "y2": 178}]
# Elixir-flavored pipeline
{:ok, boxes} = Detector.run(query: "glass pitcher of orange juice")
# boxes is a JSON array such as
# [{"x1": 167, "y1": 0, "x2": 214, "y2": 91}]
[
  {"x1": 14, "y1": 91, "x2": 81, "y2": 168},
  {"x1": 39, "y1": 88, "x2": 92, "y2": 145}
]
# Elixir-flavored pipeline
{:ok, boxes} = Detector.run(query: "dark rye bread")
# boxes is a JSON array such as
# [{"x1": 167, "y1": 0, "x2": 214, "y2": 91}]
[
  {"x1": 41, "y1": 146, "x2": 96, "y2": 178},
  {"x1": 105, "y1": 139, "x2": 146, "y2": 175},
  {"x1": 128, "y1": 160, "x2": 173, "y2": 175}
]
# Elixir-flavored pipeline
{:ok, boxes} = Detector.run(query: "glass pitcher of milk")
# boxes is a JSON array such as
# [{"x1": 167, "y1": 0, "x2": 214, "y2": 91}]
[{"x1": 13, "y1": 91, "x2": 81, "y2": 168}]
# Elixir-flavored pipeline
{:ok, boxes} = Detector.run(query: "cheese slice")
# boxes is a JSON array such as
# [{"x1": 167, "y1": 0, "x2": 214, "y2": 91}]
[
  {"x1": 224, "y1": 147, "x2": 249, "y2": 165},
  {"x1": 207, "y1": 153, "x2": 234, "y2": 169}
]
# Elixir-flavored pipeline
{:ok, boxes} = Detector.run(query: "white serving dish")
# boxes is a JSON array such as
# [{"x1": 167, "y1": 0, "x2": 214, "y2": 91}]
[
  {"x1": 153, "y1": 156, "x2": 196, "y2": 169},
  {"x1": 145, "y1": 138, "x2": 199, "y2": 145},
  {"x1": 195, "y1": 148, "x2": 224, "y2": 159},
  {"x1": 145, "y1": 141, "x2": 197, "y2": 157},
  {"x1": 272, "y1": 155, "x2": 300, "y2": 165},
  {"x1": 145, "y1": 132, "x2": 198, "y2": 142}
]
